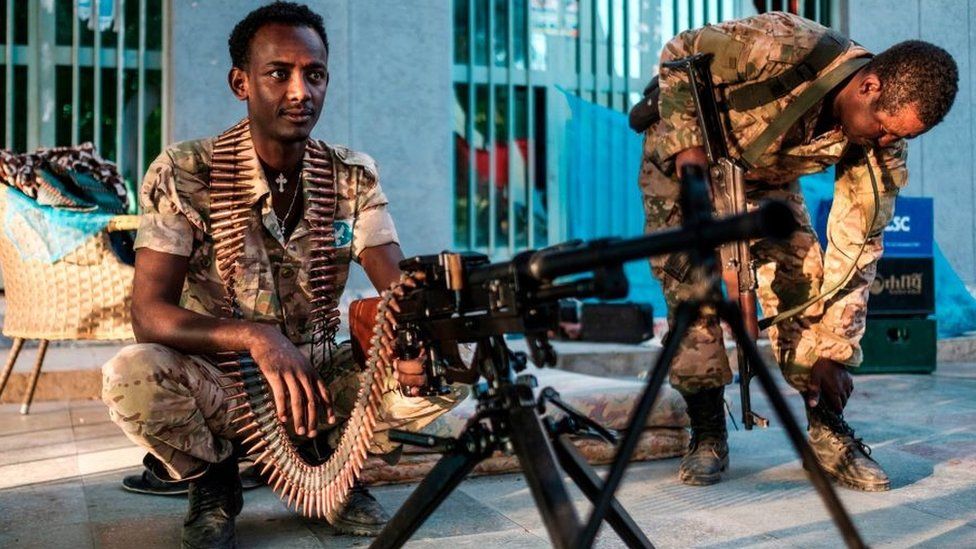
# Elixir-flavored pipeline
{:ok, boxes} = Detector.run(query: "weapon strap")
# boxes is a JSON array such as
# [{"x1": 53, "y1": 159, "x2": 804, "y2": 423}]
[
  {"x1": 758, "y1": 147, "x2": 881, "y2": 331},
  {"x1": 728, "y1": 30, "x2": 851, "y2": 112},
  {"x1": 740, "y1": 56, "x2": 871, "y2": 169}
]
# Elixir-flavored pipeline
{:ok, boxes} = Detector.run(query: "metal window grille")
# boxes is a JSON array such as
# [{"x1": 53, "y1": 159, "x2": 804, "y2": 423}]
[
  {"x1": 453, "y1": 0, "x2": 833, "y2": 258},
  {"x1": 1, "y1": 0, "x2": 168, "y2": 211}
]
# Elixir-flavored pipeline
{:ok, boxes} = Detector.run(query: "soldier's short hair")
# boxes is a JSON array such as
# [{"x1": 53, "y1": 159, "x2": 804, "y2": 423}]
[
  {"x1": 866, "y1": 40, "x2": 958, "y2": 127},
  {"x1": 228, "y1": 1, "x2": 329, "y2": 70}
]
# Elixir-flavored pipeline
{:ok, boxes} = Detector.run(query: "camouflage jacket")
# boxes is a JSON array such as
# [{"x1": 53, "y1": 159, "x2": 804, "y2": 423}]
[
  {"x1": 134, "y1": 124, "x2": 399, "y2": 344},
  {"x1": 650, "y1": 12, "x2": 909, "y2": 366}
]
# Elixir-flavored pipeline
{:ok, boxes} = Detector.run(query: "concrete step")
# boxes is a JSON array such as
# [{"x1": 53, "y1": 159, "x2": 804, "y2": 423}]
[{"x1": 2, "y1": 335, "x2": 975, "y2": 404}]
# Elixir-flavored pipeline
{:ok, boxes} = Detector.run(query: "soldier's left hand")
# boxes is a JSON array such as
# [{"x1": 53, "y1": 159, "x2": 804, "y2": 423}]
[
  {"x1": 394, "y1": 358, "x2": 427, "y2": 396},
  {"x1": 807, "y1": 357, "x2": 854, "y2": 413}
]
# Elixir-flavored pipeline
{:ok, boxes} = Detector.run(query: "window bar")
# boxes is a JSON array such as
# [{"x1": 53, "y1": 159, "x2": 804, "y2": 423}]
[
  {"x1": 607, "y1": 0, "x2": 614, "y2": 110},
  {"x1": 622, "y1": 0, "x2": 630, "y2": 100},
  {"x1": 71, "y1": 0, "x2": 80, "y2": 145},
  {"x1": 5, "y1": 0, "x2": 14, "y2": 149},
  {"x1": 136, "y1": 0, "x2": 146, "y2": 183},
  {"x1": 525, "y1": 0, "x2": 535, "y2": 249},
  {"x1": 161, "y1": 0, "x2": 170, "y2": 146},
  {"x1": 93, "y1": 0, "x2": 102, "y2": 151},
  {"x1": 590, "y1": 0, "x2": 598, "y2": 103},
  {"x1": 506, "y1": 0, "x2": 515, "y2": 255},
  {"x1": 487, "y1": 0, "x2": 496, "y2": 256},
  {"x1": 815, "y1": 0, "x2": 823, "y2": 23},
  {"x1": 575, "y1": 0, "x2": 582, "y2": 98},
  {"x1": 671, "y1": 0, "x2": 680, "y2": 36},
  {"x1": 26, "y1": 1, "x2": 38, "y2": 150},
  {"x1": 116, "y1": 0, "x2": 126, "y2": 173},
  {"x1": 466, "y1": 0, "x2": 476, "y2": 249}
]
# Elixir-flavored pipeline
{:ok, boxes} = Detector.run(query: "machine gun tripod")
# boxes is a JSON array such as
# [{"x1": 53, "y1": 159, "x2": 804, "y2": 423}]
[{"x1": 370, "y1": 167, "x2": 866, "y2": 549}]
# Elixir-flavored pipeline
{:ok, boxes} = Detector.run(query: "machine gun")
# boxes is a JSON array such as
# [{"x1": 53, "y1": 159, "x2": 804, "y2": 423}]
[
  {"x1": 662, "y1": 52, "x2": 768, "y2": 430},
  {"x1": 389, "y1": 188, "x2": 792, "y2": 397},
  {"x1": 369, "y1": 168, "x2": 865, "y2": 549}
]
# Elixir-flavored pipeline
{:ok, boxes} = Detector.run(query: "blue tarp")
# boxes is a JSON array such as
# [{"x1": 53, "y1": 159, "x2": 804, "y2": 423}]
[
  {"x1": 559, "y1": 91, "x2": 976, "y2": 338},
  {"x1": 2, "y1": 186, "x2": 114, "y2": 263}
]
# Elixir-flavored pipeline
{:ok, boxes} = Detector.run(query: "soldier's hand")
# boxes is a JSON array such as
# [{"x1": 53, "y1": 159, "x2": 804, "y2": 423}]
[
  {"x1": 807, "y1": 357, "x2": 853, "y2": 413},
  {"x1": 394, "y1": 357, "x2": 427, "y2": 396},
  {"x1": 675, "y1": 146, "x2": 708, "y2": 174},
  {"x1": 248, "y1": 325, "x2": 335, "y2": 437}
]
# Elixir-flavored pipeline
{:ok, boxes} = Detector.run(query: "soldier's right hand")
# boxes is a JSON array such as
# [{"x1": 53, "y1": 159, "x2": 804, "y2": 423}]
[
  {"x1": 675, "y1": 146, "x2": 708, "y2": 174},
  {"x1": 248, "y1": 324, "x2": 335, "y2": 438}
]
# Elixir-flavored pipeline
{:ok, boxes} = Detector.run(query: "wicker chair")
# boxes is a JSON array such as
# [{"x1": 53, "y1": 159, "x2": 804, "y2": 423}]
[{"x1": 0, "y1": 191, "x2": 138, "y2": 414}]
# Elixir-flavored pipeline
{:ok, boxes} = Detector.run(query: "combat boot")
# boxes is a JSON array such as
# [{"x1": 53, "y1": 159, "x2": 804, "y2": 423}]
[
  {"x1": 182, "y1": 456, "x2": 243, "y2": 549},
  {"x1": 806, "y1": 404, "x2": 890, "y2": 492},
  {"x1": 330, "y1": 481, "x2": 390, "y2": 536},
  {"x1": 678, "y1": 387, "x2": 729, "y2": 486}
]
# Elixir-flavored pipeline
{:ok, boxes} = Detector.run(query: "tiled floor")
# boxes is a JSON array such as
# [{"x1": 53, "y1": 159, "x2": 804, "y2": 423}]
[{"x1": 2, "y1": 363, "x2": 975, "y2": 547}]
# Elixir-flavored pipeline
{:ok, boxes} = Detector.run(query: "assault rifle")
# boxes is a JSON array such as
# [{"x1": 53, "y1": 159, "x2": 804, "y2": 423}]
[{"x1": 662, "y1": 53, "x2": 768, "y2": 429}]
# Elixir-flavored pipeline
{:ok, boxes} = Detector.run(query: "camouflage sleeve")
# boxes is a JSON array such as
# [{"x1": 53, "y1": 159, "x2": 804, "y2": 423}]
[
  {"x1": 652, "y1": 12, "x2": 824, "y2": 174},
  {"x1": 351, "y1": 160, "x2": 399, "y2": 261},
  {"x1": 809, "y1": 142, "x2": 908, "y2": 366},
  {"x1": 132, "y1": 152, "x2": 200, "y2": 257}
]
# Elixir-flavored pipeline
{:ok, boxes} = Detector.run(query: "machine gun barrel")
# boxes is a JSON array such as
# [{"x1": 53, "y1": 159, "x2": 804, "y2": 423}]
[{"x1": 527, "y1": 200, "x2": 795, "y2": 282}]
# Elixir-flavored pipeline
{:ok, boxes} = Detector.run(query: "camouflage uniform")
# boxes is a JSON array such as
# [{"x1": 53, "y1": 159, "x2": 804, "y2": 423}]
[
  {"x1": 102, "y1": 123, "x2": 465, "y2": 480},
  {"x1": 641, "y1": 12, "x2": 908, "y2": 395}
]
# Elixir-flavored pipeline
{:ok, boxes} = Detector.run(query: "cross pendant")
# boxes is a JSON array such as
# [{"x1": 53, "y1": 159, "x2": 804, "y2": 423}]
[{"x1": 275, "y1": 173, "x2": 287, "y2": 193}]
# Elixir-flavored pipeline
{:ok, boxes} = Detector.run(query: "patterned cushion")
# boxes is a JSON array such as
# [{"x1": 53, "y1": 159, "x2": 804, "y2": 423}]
[
  {"x1": 360, "y1": 369, "x2": 690, "y2": 486},
  {"x1": 418, "y1": 369, "x2": 688, "y2": 442}
]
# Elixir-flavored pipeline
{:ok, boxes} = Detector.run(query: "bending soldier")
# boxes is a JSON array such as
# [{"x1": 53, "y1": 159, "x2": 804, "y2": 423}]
[
  {"x1": 101, "y1": 2, "x2": 463, "y2": 547},
  {"x1": 638, "y1": 12, "x2": 957, "y2": 490}
]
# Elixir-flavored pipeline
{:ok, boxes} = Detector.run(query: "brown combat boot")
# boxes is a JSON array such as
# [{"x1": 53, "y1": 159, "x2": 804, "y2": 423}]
[
  {"x1": 806, "y1": 404, "x2": 890, "y2": 492},
  {"x1": 182, "y1": 456, "x2": 243, "y2": 549},
  {"x1": 679, "y1": 387, "x2": 729, "y2": 486}
]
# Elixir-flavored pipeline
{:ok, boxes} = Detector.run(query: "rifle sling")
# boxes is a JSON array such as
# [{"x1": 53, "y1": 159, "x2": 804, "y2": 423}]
[
  {"x1": 739, "y1": 56, "x2": 871, "y2": 169},
  {"x1": 727, "y1": 30, "x2": 851, "y2": 111}
]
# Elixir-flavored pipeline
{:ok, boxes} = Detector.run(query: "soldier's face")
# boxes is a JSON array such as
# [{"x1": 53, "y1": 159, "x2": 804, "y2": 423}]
[
  {"x1": 230, "y1": 23, "x2": 329, "y2": 143},
  {"x1": 840, "y1": 73, "x2": 927, "y2": 147}
]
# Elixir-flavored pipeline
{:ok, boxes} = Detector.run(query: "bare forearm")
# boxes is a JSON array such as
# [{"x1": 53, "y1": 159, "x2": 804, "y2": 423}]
[{"x1": 132, "y1": 300, "x2": 282, "y2": 357}]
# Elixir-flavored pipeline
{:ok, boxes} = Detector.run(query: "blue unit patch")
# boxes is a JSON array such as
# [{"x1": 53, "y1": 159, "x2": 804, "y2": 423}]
[{"x1": 333, "y1": 219, "x2": 353, "y2": 248}]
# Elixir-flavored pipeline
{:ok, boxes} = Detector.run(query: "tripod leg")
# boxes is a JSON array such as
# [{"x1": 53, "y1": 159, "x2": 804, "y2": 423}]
[
  {"x1": 578, "y1": 302, "x2": 699, "y2": 549},
  {"x1": 719, "y1": 301, "x2": 866, "y2": 549},
  {"x1": 505, "y1": 390, "x2": 582, "y2": 549},
  {"x1": 371, "y1": 428, "x2": 492, "y2": 549},
  {"x1": 553, "y1": 433, "x2": 653, "y2": 548}
]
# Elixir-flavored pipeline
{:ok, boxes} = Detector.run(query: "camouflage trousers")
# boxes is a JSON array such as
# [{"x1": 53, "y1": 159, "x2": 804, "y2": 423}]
[
  {"x1": 640, "y1": 161, "x2": 827, "y2": 396},
  {"x1": 102, "y1": 341, "x2": 466, "y2": 480}
]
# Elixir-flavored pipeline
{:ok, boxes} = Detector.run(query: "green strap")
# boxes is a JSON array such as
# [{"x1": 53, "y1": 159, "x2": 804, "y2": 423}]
[
  {"x1": 740, "y1": 56, "x2": 871, "y2": 169},
  {"x1": 758, "y1": 146, "x2": 880, "y2": 331},
  {"x1": 728, "y1": 30, "x2": 851, "y2": 111}
]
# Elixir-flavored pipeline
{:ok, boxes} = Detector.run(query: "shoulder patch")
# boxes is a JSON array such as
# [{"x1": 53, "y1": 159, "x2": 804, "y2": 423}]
[
  {"x1": 331, "y1": 144, "x2": 379, "y2": 180},
  {"x1": 164, "y1": 137, "x2": 213, "y2": 179}
]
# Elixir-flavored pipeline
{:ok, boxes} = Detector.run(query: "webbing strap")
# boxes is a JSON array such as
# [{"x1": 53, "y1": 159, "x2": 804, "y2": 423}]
[
  {"x1": 740, "y1": 56, "x2": 870, "y2": 169},
  {"x1": 728, "y1": 30, "x2": 851, "y2": 111}
]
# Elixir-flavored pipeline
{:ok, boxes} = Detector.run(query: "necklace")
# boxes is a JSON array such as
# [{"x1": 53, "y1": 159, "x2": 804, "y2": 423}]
[{"x1": 276, "y1": 181, "x2": 302, "y2": 234}]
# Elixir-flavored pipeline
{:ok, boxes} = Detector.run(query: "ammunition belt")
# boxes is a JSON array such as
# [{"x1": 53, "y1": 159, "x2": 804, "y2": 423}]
[{"x1": 208, "y1": 119, "x2": 392, "y2": 519}]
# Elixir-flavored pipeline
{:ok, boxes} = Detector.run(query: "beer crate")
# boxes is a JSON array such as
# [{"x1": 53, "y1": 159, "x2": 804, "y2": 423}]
[
  {"x1": 867, "y1": 257, "x2": 935, "y2": 317},
  {"x1": 856, "y1": 317, "x2": 936, "y2": 375}
]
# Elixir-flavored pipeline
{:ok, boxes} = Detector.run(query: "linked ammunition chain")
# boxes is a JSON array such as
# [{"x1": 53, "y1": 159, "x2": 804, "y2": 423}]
[
  {"x1": 208, "y1": 119, "x2": 410, "y2": 519},
  {"x1": 213, "y1": 272, "x2": 418, "y2": 519}
]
